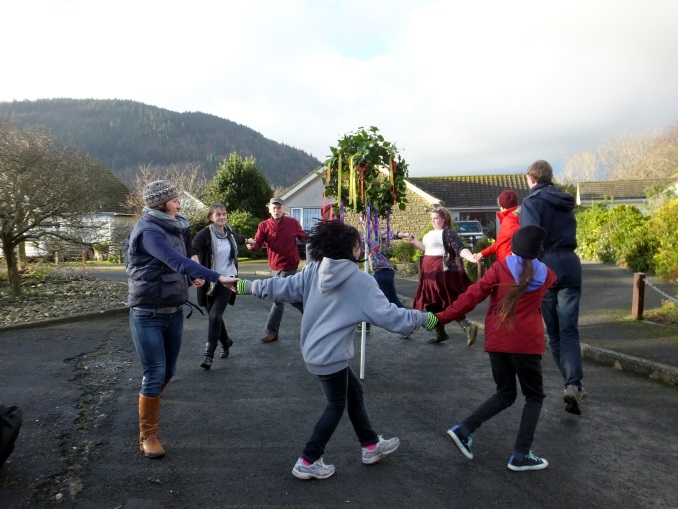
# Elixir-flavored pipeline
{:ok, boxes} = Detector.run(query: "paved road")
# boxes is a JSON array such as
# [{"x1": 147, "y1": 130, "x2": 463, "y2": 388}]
[{"x1": 1, "y1": 262, "x2": 677, "y2": 508}]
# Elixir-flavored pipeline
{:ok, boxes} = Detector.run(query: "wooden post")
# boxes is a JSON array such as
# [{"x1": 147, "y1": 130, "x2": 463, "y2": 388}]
[{"x1": 632, "y1": 272, "x2": 645, "y2": 320}]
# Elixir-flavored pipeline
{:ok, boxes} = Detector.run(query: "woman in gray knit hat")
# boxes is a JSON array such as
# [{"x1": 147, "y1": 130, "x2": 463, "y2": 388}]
[{"x1": 126, "y1": 180, "x2": 235, "y2": 458}]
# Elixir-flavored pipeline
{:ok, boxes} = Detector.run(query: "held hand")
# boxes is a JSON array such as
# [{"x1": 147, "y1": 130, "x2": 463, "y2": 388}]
[
  {"x1": 424, "y1": 312, "x2": 439, "y2": 331},
  {"x1": 218, "y1": 276, "x2": 239, "y2": 291}
]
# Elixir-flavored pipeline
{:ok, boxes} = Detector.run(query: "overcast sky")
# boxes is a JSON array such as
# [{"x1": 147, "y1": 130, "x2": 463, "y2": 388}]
[{"x1": 2, "y1": 0, "x2": 678, "y2": 177}]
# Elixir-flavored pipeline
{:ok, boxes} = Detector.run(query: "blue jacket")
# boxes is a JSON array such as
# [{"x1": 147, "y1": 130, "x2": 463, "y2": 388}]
[{"x1": 521, "y1": 182, "x2": 582, "y2": 287}]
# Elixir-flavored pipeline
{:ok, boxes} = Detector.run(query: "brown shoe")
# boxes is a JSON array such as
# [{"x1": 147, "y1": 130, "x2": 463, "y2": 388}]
[{"x1": 261, "y1": 333, "x2": 278, "y2": 343}]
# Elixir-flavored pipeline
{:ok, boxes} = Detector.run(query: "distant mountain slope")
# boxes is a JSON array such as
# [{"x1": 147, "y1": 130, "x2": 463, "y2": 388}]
[{"x1": 0, "y1": 98, "x2": 322, "y2": 187}]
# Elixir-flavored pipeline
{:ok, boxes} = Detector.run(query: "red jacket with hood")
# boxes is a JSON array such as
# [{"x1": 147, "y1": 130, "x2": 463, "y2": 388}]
[{"x1": 436, "y1": 257, "x2": 556, "y2": 354}]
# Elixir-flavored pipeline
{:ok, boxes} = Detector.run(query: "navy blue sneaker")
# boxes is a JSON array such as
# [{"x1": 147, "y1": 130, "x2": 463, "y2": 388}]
[
  {"x1": 447, "y1": 425, "x2": 473, "y2": 459},
  {"x1": 507, "y1": 451, "x2": 549, "y2": 471}
]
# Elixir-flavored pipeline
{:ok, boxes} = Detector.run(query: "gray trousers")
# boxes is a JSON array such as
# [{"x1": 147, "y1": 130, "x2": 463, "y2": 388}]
[{"x1": 264, "y1": 269, "x2": 304, "y2": 334}]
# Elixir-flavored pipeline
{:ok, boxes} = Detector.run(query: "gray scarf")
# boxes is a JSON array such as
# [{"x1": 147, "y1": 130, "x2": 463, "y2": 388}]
[{"x1": 143, "y1": 207, "x2": 190, "y2": 233}]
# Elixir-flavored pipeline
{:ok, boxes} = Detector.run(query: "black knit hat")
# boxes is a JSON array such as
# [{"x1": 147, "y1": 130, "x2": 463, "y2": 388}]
[
  {"x1": 511, "y1": 225, "x2": 546, "y2": 259},
  {"x1": 143, "y1": 180, "x2": 179, "y2": 208}
]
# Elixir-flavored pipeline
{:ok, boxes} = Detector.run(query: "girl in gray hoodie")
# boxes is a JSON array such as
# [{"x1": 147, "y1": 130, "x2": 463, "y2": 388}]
[{"x1": 232, "y1": 220, "x2": 438, "y2": 480}]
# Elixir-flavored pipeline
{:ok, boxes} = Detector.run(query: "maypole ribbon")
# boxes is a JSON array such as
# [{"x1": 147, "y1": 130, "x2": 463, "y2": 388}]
[
  {"x1": 389, "y1": 154, "x2": 394, "y2": 185},
  {"x1": 348, "y1": 154, "x2": 359, "y2": 207},
  {"x1": 337, "y1": 153, "x2": 342, "y2": 209}
]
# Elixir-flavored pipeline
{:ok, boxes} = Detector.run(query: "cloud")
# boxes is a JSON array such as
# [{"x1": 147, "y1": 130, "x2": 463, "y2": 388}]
[{"x1": 2, "y1": 0, "x2": 678, "y2": 177}]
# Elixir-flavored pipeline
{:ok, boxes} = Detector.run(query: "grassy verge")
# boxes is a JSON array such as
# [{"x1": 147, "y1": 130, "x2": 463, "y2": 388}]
[{"x1": 644, "y1": 302, "x2": 678, "y2": 325}]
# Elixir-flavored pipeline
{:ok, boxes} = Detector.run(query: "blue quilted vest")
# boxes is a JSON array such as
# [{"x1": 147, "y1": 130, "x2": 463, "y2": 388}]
[{"x1": 126, "y1": 215, "x2": 190, "y2": 308}]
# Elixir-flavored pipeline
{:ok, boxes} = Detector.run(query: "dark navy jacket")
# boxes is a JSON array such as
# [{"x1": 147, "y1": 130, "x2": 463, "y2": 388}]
[
  {"x1": 126, "y1": 215, "x2": 219, "y2": 308},
  {"x1": 521, "y1": 182, "x2": 582, "y2": 288}
]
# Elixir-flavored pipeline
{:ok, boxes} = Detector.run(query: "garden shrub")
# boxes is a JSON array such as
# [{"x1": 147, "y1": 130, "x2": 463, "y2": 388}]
[
  {"x1": 391, "y1": 240, "x2": 417, "y2": 264},
  {"x1": 648, "y1": 198, "x2": 678, "y2": 283}
]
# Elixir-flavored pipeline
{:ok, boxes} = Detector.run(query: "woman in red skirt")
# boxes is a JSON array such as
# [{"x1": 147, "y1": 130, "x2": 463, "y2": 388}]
[{"x1": 408, "y1": 207, "x2": 479, "y2": 345}]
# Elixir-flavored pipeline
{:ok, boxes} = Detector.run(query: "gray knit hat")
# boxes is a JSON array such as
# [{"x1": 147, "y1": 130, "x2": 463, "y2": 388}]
[{"x1": 143, "y1": 180, "x2": 179, "y2": 208}]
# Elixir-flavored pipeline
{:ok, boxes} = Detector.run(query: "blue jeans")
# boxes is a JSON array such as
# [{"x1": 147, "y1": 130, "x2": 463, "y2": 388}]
[
  {"x1": 265, "y1": 269, "x2": 304, "y2": 335},
  {"x1": 462, "y1": 353, "x2": 544, "y2": 454},
  {"x1": 542, "y1": 286, "x2": 584, "y2": 388},
  {"x1": 302, "y1": 367, "x2": 378, "y2": 463},
  {"x1": 373, "y1": 268, "x2": 404, "y2": 308},
  {"x1": 130, "y1": 308, "x2": 184, "y2": 397}
]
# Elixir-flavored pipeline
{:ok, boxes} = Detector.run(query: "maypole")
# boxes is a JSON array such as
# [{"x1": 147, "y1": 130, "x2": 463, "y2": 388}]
[{"x1": 322, "y1": 126, "x2": 409, "y2": 378}]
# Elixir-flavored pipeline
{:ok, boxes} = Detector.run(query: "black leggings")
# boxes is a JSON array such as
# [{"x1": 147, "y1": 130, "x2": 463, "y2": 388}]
[{"x1": 204, "y1": 284, "x2": 233, "y2": 356}]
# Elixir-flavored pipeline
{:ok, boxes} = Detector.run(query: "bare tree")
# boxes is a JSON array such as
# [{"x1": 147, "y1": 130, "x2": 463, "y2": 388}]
[
  {"x1": 124, "y1": 163, "x2": 208, "y2": 225},
  {"x1": 0, "y1": 118, "x2": 107, "y2": 296},
  {"x1": 559, "y1": 149, "x2": 599, "y2": 184},
  {"x1": 563, "y1": 123, "x2": 678, "y2": 183}
]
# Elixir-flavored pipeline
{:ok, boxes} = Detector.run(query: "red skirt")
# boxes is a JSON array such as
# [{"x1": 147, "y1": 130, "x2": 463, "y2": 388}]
[{"x1": 413, "y1": 255, "x2": 473, "y2": 312}]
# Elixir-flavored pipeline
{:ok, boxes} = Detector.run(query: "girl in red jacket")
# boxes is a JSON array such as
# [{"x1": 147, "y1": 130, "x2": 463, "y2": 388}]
[
  {"x1": 475, "y1": 189, "x2": 520, "y2": 264},
  {"x1": 436, "y1": 225, "x2": 557, "y2": 472}
]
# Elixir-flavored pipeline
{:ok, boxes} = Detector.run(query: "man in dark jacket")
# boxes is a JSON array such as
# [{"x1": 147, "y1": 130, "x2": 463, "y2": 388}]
[{"x1": 521, "y1": 160, "x2": 587, "y2": 415}]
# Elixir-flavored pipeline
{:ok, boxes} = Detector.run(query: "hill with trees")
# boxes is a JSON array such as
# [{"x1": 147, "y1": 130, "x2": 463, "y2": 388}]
[{"x1": 0, "y1": 98, "x2": 321, "y2": 187}]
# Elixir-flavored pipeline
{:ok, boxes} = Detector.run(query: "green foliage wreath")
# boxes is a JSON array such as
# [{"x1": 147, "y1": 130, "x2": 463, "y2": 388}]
[{"x1": 322, "y1": 126, "x2": 409, "y2": 216}]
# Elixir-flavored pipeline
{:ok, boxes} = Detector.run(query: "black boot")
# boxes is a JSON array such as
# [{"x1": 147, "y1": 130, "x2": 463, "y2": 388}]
[
  {"x1": 428, "y1": 324, "x2": 449, "y2": 344},
  {"x1": 200, "y1": 355, "x2": 213, "y2": 370},
  {"x1": 219, "y1": 335, "x2": 233, "y2": 358}
]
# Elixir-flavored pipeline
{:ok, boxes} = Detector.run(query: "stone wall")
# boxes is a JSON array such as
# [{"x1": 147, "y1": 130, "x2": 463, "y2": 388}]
[{"x1": 340, "y1": 187, "x2": 434, "y2": 239}]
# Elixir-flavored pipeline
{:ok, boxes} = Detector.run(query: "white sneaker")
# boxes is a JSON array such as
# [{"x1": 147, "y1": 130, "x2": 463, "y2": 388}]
[
  {"x1": 564, "y1": 385, "x2": 588, "y2": 415},
  {"x1": 292, "y1": 457, "x2": 335, "y2": 480},
  {"x1": 362, "y1": 435, "x2": 400, "y2": 465}
]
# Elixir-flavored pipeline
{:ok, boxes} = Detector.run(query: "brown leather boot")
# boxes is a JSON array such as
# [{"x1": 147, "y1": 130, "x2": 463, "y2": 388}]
[
  {"x1": 458, "y1": 318, "x2": 479, "y2": 347},
  {"x1": 138, "y1": 395, "x2": 166, "y2": 458}
]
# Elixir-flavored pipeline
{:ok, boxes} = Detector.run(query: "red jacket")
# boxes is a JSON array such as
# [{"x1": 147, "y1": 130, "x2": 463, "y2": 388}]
[
  {"x1": 481, "y1": 206, "x2": 520, "y2": 262},
  {"x1": 252, "y1": 216, "x2": 308, "y2": 271},
  {"x1": 436, "y1": 258, "x2": 556, "y2": 354}
]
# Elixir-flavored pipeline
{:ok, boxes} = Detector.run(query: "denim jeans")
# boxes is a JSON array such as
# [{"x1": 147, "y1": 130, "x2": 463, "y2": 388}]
[
  {"x1": 130, "y1": 308, "x2": 184, "y2": 397},
  {"x1": 542, "y1": 286, "x2": 584, "y2": 388},
  {"x1": 205, "y1": 284, "x2": 233, "y2": 356},
  {"x1": 462, "y1": 353, "x2": 544, "y2": 454},
  {"x1": 373, "y1": 268, "x2": 404, "y2": 308},
  {"x1": 265, "y1": 269, "x2": 304, "y2": 335},
  {"x1": 302, "y1": 367, "x2": 378, "y2": 463}
]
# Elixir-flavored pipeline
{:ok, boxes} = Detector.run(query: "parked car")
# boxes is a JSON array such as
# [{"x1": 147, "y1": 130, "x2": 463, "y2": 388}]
[{"x1": 454, "y1": 220, "x2": 486, "y2": 248}]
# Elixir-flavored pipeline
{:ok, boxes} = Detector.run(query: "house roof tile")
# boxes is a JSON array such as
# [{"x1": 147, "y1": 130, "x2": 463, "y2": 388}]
[
  {"x1": 578, "y1": 179, "x2": 673, "y2": 201},
  {"x1": 408, "y1": 174, "x2": 530, "y2": 209}
]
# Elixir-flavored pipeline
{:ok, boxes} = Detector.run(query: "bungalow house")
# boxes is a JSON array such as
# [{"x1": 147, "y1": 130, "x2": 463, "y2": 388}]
[
  {"x1": 576, "y1": 178, "x2": 674, "y2": 213},
  {"x1": 280, "y1": 168, "x2": 530, "y2": 238}
]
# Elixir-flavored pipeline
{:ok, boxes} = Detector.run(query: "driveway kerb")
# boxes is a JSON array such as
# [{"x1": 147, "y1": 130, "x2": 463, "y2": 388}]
[
  {"x1": 580, "y1": 343, "x2": 678, "y2": 386},
  {"x1": 0, "y1": 306, "x2": 129, "y2": 332}
]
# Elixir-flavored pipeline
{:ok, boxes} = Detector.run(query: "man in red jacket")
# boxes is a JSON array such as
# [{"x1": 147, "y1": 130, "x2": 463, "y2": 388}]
[{"x1": 247, "y1": 198, "x2": 309, "y2": 342}]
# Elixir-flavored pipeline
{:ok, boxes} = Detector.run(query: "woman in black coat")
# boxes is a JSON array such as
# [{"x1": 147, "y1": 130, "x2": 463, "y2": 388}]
[{"x1": 191, "y1": 204, "x2": 246, "y2": 369}]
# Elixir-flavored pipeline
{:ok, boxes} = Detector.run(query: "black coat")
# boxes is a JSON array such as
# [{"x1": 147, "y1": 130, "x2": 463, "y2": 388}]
[{"x1": 191, "y1": 226, "x2": 246, "y2": 308}]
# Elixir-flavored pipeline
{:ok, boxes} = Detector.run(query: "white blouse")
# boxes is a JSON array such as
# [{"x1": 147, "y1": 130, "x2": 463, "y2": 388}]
[
  {"x1": 214, "y1": 237, "x2": 237, "y2": 277},
  {"x1": 422, "y1": 229, "x2": 445, "y2": 256}
]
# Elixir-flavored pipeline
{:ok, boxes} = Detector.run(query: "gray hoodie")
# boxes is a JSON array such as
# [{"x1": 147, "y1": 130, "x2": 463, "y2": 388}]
[{"x1": 244, "y1": 258, "x2": 428, "y2": 375}]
